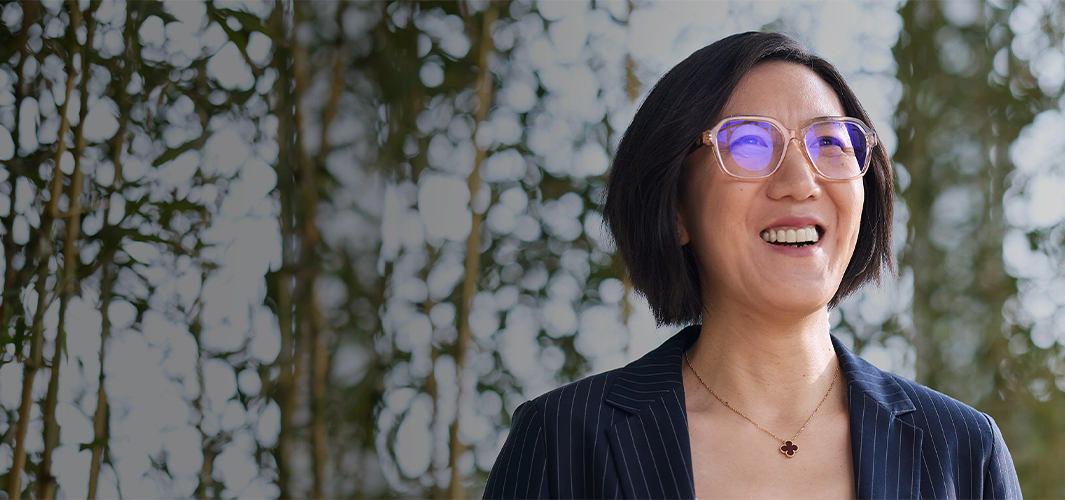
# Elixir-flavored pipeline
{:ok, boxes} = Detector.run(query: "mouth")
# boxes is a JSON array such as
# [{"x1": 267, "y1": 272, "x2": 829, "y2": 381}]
[{"x1": 760, "y1": 225, "x2": 822, "y2": 248}]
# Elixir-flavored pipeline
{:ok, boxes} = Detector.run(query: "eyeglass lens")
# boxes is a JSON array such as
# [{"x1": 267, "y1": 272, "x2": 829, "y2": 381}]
[{"x1": 716, "y1": 119, "x2": 869, "y2": 179}]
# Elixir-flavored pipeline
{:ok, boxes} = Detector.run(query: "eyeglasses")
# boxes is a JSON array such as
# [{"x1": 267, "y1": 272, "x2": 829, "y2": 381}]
[{"x1": 696, "y1": 115, "x2": 878, "y2": 181}]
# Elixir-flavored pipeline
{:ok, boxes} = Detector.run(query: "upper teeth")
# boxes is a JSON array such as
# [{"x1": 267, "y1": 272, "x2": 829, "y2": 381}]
[{"x1": 761, "y1": 226, "x2": 819, "y2": 244}]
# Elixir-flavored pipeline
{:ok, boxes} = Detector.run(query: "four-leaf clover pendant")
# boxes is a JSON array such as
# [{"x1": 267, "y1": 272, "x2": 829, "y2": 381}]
[{"x1": 780, "y1": 440, "x2": 798, "y2": 458}]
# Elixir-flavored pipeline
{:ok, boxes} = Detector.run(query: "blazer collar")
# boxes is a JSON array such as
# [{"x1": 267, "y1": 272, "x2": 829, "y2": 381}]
[
  {"x1": 603, "y1": 326, "x2": 924, "y2": 499},
  {"x1": 833, "y1": 335, "x2": 916, "y2": 415},
  {"x1": 834, "y1": 336, "x2": 923, "y2": 499},
  {"x1": 601, "y1": 327, "x2": 918, "y2": 415},
  {"x1": 603, "y1": 326, "x2": 698, "y2": 499},
  {"x1": 603, "y1": 325, "x2": 696, "y2": 413}
]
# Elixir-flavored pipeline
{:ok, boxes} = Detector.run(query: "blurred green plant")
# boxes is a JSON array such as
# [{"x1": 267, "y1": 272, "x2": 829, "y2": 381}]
[{"x1": 892, "y1": 1, "x2": 1065, "y2": 497}]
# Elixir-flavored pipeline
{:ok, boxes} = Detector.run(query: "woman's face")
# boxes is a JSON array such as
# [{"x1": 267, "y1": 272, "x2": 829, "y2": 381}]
[{"x1": 677, "y1": 61, "x2": 864, "y2": 317}]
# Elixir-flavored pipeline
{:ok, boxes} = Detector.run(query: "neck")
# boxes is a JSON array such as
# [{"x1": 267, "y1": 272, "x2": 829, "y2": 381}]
[{"x1": 686, "y1": 302, "x2": 841, "y2": 422}]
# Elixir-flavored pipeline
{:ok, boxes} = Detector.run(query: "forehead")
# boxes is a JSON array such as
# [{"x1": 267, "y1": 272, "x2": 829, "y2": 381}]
[{"x1": 719, "y1": 61, "x2": 846, "y2": 128}]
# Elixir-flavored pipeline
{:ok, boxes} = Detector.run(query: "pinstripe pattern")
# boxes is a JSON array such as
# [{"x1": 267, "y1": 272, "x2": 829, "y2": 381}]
[{"x1": 484, "y1": 326, "x2": 1022, "y2": 499}]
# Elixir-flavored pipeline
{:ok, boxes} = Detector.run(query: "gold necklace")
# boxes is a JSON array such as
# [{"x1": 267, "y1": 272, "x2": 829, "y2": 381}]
[{"x1": 684, "y1": 351, "x2": 839, "y2": 458}]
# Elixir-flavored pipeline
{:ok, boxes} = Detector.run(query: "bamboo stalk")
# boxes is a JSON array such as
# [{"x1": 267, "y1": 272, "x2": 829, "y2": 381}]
[
  {"x1": 271, "y1": 2, "x2": 297, "y2": 497},
  {"x1": 450, "y1": 4, "x2": 497, "y2": 499},
  {"x1": 417, "y1": 250, "x2": 441, "y2": 498},
  {"x1": 86, "y1": 259, "x2": 113, "y2": 500},
  {"x1": 7, "y1": 270, "x2": 46, "y2": 499},
  {"x1": 621, "y1": 49, "x2": 638, "y2": 329},
  {"x1": 38, "y1": 4, "x2": 95, "y2": 498},
  {"x1": 86, "y1": 3, "x2": 135, "y2": 493},
  {"x1": 322, "y1": 38, "x2": 348, "y2": 500},
  {"x1": 286, "y1": 304, "x2": 310, "y2": 495},
  {"x1": 310, "y1": 292, "x2": 329, "y2": 500},
  {"x1": 6, "y1": 3, "x2": 82, "y2": 498},
  {"x1": 0, "y1": 0, "x2": 38, "y2": 333},
  {"x1": 299, "y1": 21, "x2": 348, "y2": 497},
  {"x1": 288, "y1": 4, "x2": 350, "y2": 496},
  {"x1": 191, "y1": 313, "x2": 217, "y2": 500},
  {"x1": 285, "y1": 60, "x2": 314, "y2": 500},
  {"x1": 276, "y1": 258, "x2": 295, "y2": 500},
  {"x1": 423, "y1": 295, "x2": 443, "y2": 500}
]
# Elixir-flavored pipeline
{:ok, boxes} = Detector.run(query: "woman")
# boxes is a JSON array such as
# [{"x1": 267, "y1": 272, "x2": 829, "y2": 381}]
[{"x1": 483, "y1": 32, "x2": 1021, "y2": 499}]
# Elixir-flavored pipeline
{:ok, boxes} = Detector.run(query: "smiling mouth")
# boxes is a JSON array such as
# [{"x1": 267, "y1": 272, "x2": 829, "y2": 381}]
[{"x1": 760, "y1": 225, "x2": 821, "y2": 247}]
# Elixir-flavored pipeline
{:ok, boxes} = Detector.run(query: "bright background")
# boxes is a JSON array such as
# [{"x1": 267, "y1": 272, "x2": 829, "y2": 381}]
[{"x1": 0, "y1": 0, "x2": 1064, "y2": 498}]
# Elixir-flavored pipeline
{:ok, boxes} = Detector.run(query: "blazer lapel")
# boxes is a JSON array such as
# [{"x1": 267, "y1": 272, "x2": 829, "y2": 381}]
[
  {"x1": 604, "y1": 327, "x2": 699, "y2": 499},
  {"x1": 602, "y1": 330, "x2": 922, "y2": 499},
  {"x1": 834, "y1": 336, "x2": 924, "y2": 499}
]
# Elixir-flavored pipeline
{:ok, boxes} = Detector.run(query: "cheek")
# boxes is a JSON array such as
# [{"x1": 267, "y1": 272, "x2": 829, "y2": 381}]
[
  {"x1": 852, "y1": 185, "x2": 865, "y2": 230},
  {"x1": 829, "y1": 183, "x2": 864, "y2": 247},
  {"x1": 697, "y1": 186, "x2": 747, "y2": 245},
  {"x1": 843, "y1": 185, "x2": 865, "y2": 245},
  {"x1": 680, "y1": 156, "x2": 731, "y2": 233}
]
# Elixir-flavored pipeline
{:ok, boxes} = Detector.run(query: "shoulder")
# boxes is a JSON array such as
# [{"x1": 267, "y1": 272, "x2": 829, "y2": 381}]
[
  {"x1": 517, "y1": 326, "x2": 694, "y2": 422},
  {"x1": 890, "y1": 372, "x2": 998, "y2": 442},
  {"x1": 837, "y1": 337, "x2": 1021, "y2": 497},
  {"x1": 854, "y1": 355, "x2": 1000, "y2": 456},
  {"x1": 835, "y1": 335, "x2": 998, "y2": 446},
  {"x1": 883, "y1": 370, "x2": 1020, "y2": 498},
  {"x1": 515, "y1": 365, "x2": 625, "y2": 431},
  {"x1": 518, "y1": 326, "x2": 696, "y2": 427},
  {"x1": 484, "y1": 365, "x2": 630, "y2": 500}
]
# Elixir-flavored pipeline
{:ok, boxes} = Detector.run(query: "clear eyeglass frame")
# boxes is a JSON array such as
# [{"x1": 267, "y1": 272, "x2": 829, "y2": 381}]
[{"x1": 696, "y1": 115, "x2": 879, "y2": 181}]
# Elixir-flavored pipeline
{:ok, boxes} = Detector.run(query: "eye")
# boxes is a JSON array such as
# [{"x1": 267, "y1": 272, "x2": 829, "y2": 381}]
[
  {"x1": 806, "y1": 122, "x2": 855, "y2": 152},
  {"x1": 732, "y1": 135, "x2": 769, "y2": 148},
  {"x1": 816, "y1": 136, "x2": 846, "y2": 148}
]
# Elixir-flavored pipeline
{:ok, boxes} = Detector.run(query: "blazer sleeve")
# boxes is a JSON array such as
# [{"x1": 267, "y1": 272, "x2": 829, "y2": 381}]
[
  {"x1": 484, "y1": 401, "x2": 550, "y2": 499},
  {"x1": 982, "y1": 414, "x2": 1022, "y2": 499}
]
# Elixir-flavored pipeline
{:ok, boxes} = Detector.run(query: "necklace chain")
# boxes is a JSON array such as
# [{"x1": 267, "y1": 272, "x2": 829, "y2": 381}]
[{"x1": 684, "y1": 351, "x2": 839, "y2": 456}]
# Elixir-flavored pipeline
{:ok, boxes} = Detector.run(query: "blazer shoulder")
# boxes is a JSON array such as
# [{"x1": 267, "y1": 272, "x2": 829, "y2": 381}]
[
  {"x1": 485, "y1": 367, "x2": 625, "y2": 499},
  {"x1": 522, "y1": 366, "x2": 624, "y2": 417},
  {"x1": 888, "y1": 372, "x2": 1021, "y2": 498},
  {"x1": 523, "y1": 325, "x2": 697, "y2": 418},
  {"x1": 837, "y1": 335, "x2": 998, "y2": 447},
  {"x1": 888, "y1": 372, "x2": 997, "y2": 444}
]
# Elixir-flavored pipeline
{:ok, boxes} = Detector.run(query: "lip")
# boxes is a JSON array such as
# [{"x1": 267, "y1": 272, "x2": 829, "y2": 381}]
[{"x1": 760, "y1": 216, "x2": 826, "y2": 256}]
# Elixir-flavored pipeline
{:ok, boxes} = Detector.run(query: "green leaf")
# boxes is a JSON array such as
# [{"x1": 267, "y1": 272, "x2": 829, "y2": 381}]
[
  {"x1": 142, "y1": 1, "x2": 179, "y2": 25},
  {"x1": 151, "y1": 134, "x2": 210, "y2": 167}
]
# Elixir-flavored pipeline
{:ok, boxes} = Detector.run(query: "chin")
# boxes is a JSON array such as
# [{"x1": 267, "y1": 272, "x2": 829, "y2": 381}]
[{"x1": 752, "y1": 287, "x2": 835, "y2": 316}]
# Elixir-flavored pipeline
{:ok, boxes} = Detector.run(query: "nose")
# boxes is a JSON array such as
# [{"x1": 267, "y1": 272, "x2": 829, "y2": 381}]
[{"x1": 765, "y1": 138, "x2": 822, "y2": 201}]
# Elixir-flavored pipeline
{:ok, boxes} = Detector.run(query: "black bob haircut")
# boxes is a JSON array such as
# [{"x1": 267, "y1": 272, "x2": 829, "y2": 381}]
[{"x1": 603, "y1": 31, "x2": 894, "y2": 326}]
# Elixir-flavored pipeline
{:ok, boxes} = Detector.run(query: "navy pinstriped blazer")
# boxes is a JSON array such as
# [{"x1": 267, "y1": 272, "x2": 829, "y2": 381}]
[{"x1": 484, "y1": 325, "x2": 1021, "y2": 499}]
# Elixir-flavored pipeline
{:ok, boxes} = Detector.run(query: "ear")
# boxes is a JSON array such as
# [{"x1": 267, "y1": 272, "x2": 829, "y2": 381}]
[
  {"x1": 676, "y1": 208, "x2": 691, "y2": 246},
  {"x1": 676, "y1": 153, "x2": 701, "y2": 247}
]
